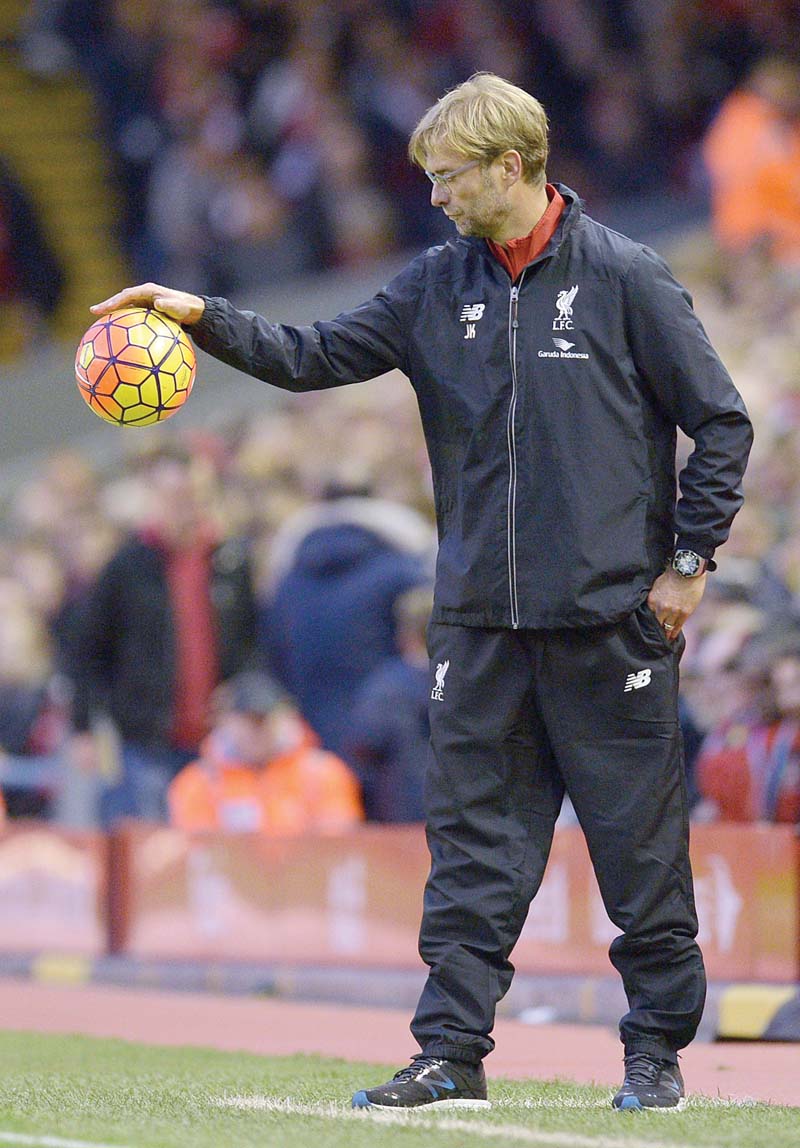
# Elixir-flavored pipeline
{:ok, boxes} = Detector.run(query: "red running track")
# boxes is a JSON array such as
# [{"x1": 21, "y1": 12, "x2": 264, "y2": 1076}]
[{"x1": 0, "y1": 979, "x2": 796, "y2": 1107}]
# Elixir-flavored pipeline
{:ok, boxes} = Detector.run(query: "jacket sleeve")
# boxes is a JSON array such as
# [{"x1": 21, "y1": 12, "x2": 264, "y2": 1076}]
[
  {"x1": 623, "y1": 246, "x2": 753, "y2": 562},
  {"x1": 189, "y1": 265, "x2": 419, "y2": 392}
]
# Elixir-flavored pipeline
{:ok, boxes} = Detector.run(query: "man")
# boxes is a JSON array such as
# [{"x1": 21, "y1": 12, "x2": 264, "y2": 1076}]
[
  {"x1": 91, "y1": 73, "x2": 753, "y2": 1111},
  {"x1": 696, "y1": 632, "x2": 800, "y2": 824},
  {"x1": 69, "y1": 443, "x2": 259, "y2": 825},
  {"x1": 346, "y1": 585, "x2": 434, "y2": 822},
  {"x1": 702, "y1": 55, "x2": 800, "y2": 263},
  {"x1": 168, "y1": 669, "x2": 363, "y2": 835},
  {"x1": 263, "y1": 485, "x2": 432, "y2": 762}
]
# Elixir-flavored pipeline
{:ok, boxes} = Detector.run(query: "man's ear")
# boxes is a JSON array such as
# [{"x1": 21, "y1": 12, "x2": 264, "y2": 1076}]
[{"x1": 499, "y1": 150, "x2": 523, "y2": 183}]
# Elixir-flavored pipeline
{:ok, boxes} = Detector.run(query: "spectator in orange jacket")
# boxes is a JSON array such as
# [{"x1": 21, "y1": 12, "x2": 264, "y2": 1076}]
[
  {"x1": 702, "y1": 55, "x2": 800, "y2": 260},
  {"x1": 168, "y1": 671, "x2": 364, "y2": 834},
  {"x1": 752, "y1": 134, "x2": 800, "y2": 268}
]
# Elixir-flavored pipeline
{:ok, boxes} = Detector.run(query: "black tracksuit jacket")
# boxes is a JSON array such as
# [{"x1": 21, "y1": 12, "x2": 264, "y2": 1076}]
[{"x1": 192, "y1": 184, "x2": 753, "y2": 630}]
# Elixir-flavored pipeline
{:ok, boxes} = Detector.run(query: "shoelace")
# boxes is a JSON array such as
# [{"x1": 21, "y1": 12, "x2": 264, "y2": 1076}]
[
  {"x1": 623, "y1": 1054, "x2": 667, "y2": 1085},
  {"x1": 392, "y1": 1056, "x2": 445, "y2": 1082}
]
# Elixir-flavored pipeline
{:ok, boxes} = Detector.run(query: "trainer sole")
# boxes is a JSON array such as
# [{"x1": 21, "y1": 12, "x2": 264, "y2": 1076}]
[{"x1": 352, "y1": 1091, "x2": 491, "y2": 1111}]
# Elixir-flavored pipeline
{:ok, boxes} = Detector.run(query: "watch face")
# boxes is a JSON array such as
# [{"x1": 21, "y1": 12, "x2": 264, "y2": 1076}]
[{"x1": 673, "y1": 550, "x2": 702, "y2": 577}]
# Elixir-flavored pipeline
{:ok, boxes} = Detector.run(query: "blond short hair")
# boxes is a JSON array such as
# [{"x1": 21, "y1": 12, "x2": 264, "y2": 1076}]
[{"x1": 408, "y1": 73, "x2": 549, "y2": 186}]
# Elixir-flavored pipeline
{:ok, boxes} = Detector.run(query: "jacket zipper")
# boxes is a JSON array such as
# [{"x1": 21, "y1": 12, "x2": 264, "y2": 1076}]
[{"x1": 507, "y1": 274, "x2": 524, "y2": 629}]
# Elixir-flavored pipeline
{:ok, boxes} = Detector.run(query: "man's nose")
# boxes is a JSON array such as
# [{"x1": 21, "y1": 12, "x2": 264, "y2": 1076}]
[{"x1": 431, "y1": 181, "x2": 449, "y2": 207}]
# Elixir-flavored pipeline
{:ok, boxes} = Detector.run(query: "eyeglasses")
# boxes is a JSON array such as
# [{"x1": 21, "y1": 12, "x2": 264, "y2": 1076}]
[{"x1": 424, "y1": 158, "x2": 481, "y2": 189}]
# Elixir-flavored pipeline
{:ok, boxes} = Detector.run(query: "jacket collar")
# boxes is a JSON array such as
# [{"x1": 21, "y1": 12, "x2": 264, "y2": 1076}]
[{"x1": 456, "y1": 182, "x2": 582, "y2": 269}]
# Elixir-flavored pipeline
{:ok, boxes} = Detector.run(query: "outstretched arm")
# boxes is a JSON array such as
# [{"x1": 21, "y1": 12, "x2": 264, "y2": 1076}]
[{"x1": 92, "y1": 264, "x2": 416, "y2": 392}]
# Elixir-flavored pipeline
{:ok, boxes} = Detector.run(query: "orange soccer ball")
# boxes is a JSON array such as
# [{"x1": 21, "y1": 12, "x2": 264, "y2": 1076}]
[{"x1": 75, "y1": 307, "x2": 196, "y2": 427}]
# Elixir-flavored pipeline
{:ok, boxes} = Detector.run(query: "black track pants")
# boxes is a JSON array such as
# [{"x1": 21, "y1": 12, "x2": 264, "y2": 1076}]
[{"x1": 411, "y1": 605, "x2": 706, "y2": 1064}]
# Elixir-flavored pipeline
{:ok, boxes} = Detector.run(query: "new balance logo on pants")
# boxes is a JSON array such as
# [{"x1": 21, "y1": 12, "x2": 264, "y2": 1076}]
[{"x1": 624, "y1": 668, "x2": 652, "y2": 692}]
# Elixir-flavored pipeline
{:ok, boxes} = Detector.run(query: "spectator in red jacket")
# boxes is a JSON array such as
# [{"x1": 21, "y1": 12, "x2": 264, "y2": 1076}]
[
  {"x1": 69, "y1": 442, "x2": 259, "y2": 826},
  {"x1": 696, "y1": 632, "x2": 800, "y2": 823}
]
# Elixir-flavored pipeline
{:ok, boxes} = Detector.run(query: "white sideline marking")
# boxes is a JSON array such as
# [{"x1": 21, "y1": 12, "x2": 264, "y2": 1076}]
[
  {"x1": 214, "y1": 1095, "x2": 717, "y2": 1148},
  {"x1": 0, "y1": 1135, "x2": 128, "y2": 1148}
]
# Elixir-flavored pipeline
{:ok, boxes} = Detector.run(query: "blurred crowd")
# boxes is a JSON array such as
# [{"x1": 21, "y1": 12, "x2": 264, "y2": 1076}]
[
  {"x1": 0, "y1": 376, "x2": 439, "y2": 829},
  {"x1": 1, "y1": 2, "x2": 800, "y2": 830},
  {"x1": 11, "y1": 0, "x2": 800, "y2": 298},
  {"x1": 2, "y1": 215, "x2": 800, "y2": 831}
]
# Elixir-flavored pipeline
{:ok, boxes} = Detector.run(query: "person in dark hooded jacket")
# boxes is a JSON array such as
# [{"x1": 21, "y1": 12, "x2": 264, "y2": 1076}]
[
  {"x1": 261, "y1": 489, "x2": 433, "y2": 763},
  {"x1": 346, "y1": 585, "x2": 433, "y2": 823}
]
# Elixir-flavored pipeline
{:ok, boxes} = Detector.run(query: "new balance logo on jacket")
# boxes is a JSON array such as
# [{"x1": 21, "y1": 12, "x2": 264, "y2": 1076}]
[{"x1": 460, "y1": 303, "x2": 485, "y2": 322}]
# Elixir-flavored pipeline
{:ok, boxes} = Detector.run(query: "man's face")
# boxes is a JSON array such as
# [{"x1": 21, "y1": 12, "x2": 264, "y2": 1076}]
[
  {"x1": 221, "y1": 705, "x2": 302, "y2": 767},
  {"x1": 223, "y1": 709, "x2": 283, "y2": 767},
  {"x1": 148, "y1": 459, "x2": 204, "y2": 540},
  {"x1": 424, "y1": 147, "x2": 511, "y2": 241},
  {"x1": 771, "y1": 655, "x2": 800, "y2": 717}
]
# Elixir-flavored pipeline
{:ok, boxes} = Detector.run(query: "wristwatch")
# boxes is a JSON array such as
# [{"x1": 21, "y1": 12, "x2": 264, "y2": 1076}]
[{"x1": 671, "y1": 550, "x2": 708, "y2": 578}]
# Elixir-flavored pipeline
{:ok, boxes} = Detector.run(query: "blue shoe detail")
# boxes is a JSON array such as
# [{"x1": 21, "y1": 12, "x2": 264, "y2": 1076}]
[
  {"x1": 423, "y1": 1076, "x2": 456, "y2": 1099},
  {"x1": 352, "y1": 1090, "x2": 372, "y2": 1109},
  {"x1": 618, "y1": 1095, "x2": 643, "y2": 1111}
]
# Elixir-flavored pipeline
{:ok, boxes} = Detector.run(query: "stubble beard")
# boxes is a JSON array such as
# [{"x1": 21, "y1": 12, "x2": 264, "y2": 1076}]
[{"x1": 449, "y1": 174, "x2": 512, "y2": 241}]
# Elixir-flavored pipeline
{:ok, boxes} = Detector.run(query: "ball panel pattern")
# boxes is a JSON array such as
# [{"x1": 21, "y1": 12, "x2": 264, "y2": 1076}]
[{"x1": 75, "y1": 307, "x2": 196, "y2": 427}]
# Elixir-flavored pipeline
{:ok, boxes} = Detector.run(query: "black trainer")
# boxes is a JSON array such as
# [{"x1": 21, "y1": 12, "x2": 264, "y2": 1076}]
[
  {"x1": 612, "y1": 1052, "x2": 685, "y2": 1110},
  {"x1": 352, "y1": 1055, "x2": 490, "y2": 1110}
]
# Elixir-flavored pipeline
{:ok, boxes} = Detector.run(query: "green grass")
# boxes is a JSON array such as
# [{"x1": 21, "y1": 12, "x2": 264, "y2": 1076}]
[{"x1": 0, "y1": 1031, "x2": 794, "y2": 1148}]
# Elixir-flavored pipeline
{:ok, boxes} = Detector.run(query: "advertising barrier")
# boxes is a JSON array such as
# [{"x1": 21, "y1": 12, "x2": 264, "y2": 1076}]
[
  {"x1": 114, "y1": 825, "x2": 429, "y2": 963},
  {"x1": 0, "y1": 825, "x2": 107, "y2": 956},
  {"x1": 113, "y1": 822, "x2": 799, "y2": 982},
  {"x1": 0, "y1": 821, "x2": 794, "y2": 981}
]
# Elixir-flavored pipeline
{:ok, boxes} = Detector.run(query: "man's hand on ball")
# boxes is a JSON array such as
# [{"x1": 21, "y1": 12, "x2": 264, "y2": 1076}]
[{"x1": 91, "y1": 284, "x2": 205, "y2": 326}]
